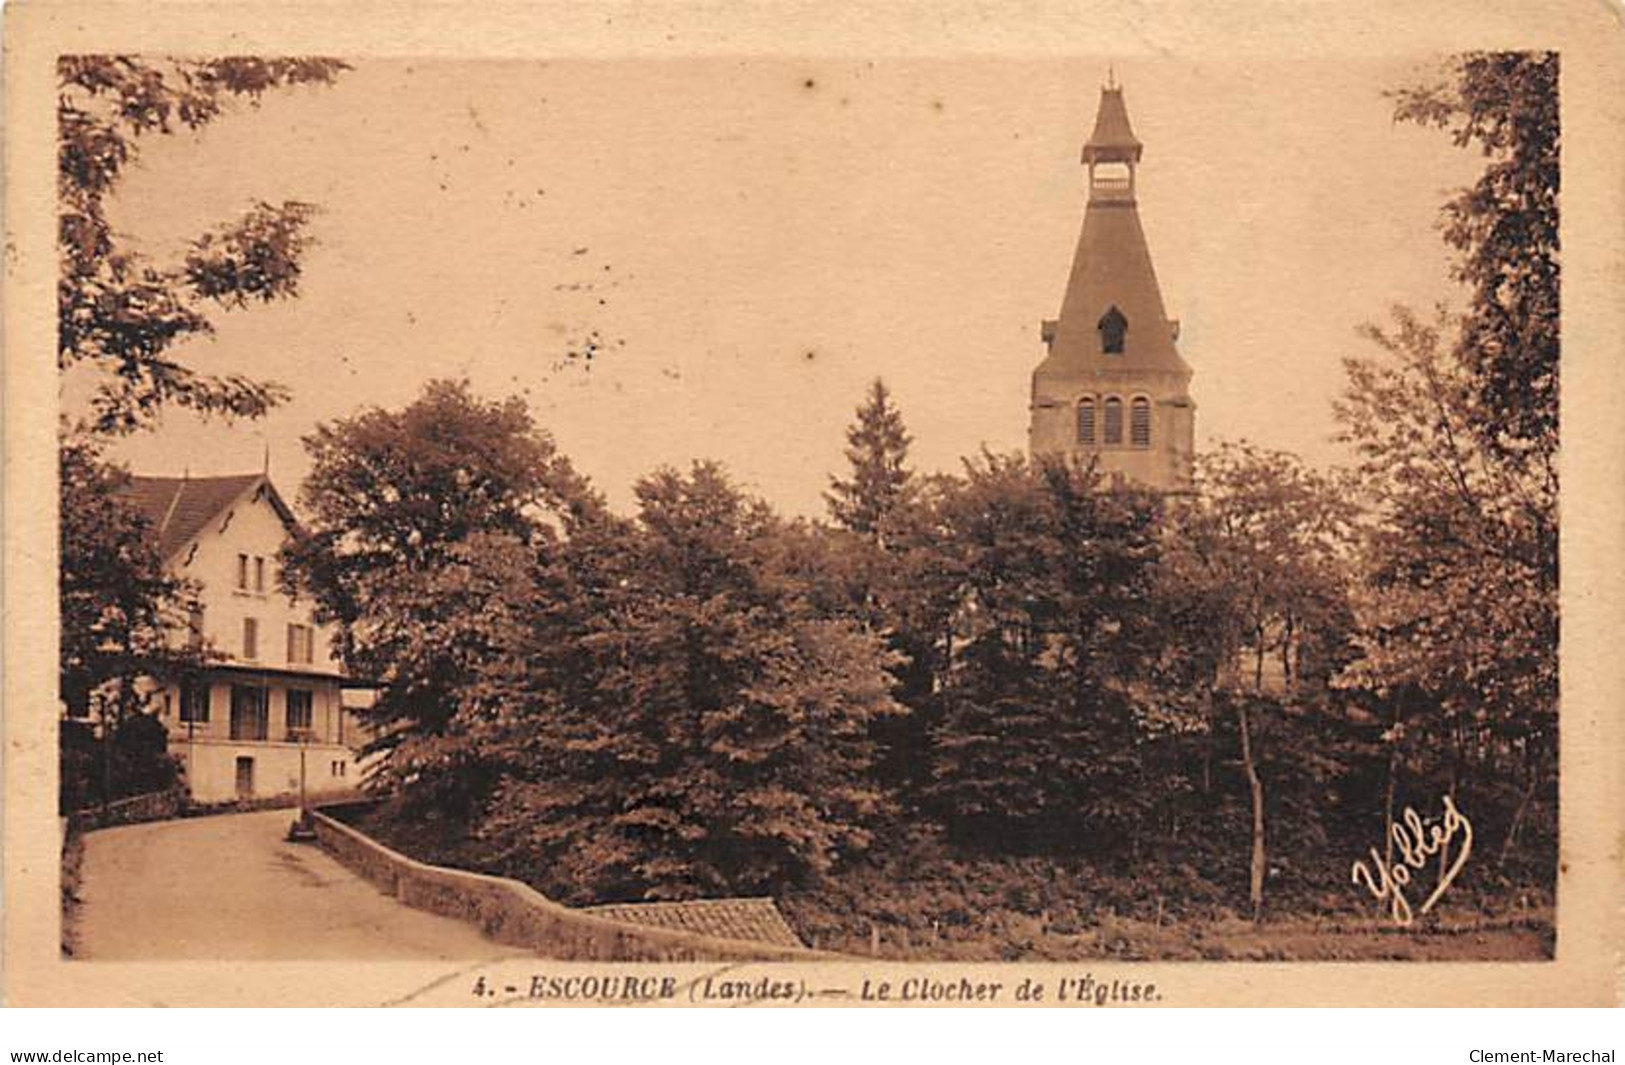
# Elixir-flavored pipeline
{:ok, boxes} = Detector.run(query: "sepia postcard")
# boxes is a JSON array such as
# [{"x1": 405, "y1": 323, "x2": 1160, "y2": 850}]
[{"x1": 4, "y1": 0, "x2": 1623, "y2": 1008}]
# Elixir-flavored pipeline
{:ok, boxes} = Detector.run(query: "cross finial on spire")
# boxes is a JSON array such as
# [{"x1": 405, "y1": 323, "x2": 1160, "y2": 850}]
[{"x1": 1106, "y1": 64, "x2": 1116, "y2": 90}]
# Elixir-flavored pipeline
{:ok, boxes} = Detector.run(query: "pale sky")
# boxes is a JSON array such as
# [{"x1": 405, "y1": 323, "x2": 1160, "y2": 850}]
[{"x1": 96, "y1": 56, "x2": 1484, "y2": 517}]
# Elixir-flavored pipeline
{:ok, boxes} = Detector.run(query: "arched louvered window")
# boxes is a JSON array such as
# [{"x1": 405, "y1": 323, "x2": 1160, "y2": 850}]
[
  {"x1": 1098, "y1": 306, "x2": 1128, "y2": 354},
  {"x1": 1076, "y1": 397, "x2": 1096, "y2": 444},
  {"x1": 1103, "y1": 396, "x2": 1124, "y2": 446},
  {"x1": 1130, "y1": 396, "x2": 1152, "y2": 448}
]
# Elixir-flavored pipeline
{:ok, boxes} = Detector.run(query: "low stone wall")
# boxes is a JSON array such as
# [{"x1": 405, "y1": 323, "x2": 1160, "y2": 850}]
[
  {"x1": 68, "y1": 787, "x2": 186, "y2": 832},
  {"x1": 185, "y1": 786, "x2": 364, "y2": 819},
  {"x1": 311, "y1": 804, "x2": 831, "y2": 962}
]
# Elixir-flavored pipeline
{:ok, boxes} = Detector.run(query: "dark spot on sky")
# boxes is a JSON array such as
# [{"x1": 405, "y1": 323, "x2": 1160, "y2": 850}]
[
  {"x1": 804, "y1": 350, "x2": 817, "y2": 362},
  {"x1": 932, "y1": 99, "x2": 944, "y2": 112},
  {"x1": 803, "y1": 77, "x2": 817, "y2": 90}
]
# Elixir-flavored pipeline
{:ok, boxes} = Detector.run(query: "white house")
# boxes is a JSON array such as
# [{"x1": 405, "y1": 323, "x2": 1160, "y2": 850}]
[{"x1": 121, "y1": 473, "x2": 369, "y2": 803}]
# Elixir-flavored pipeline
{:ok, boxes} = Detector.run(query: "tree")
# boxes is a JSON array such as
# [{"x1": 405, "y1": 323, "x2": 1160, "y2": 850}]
[
  {"x1": 1338, "y1": 52, "x2": 1560, "y2": 888},
  {"x1": 475, "y1": 462, "x2": 903, "y2": 902},
  {"x1": 58, "y1": 437, "x2": 200, "y2": 807},
  {"x1": 278, "y1": 379, "x2": 593, "y2": 812},
  {"x1": 1336, "y1": 307, "x2": 1557, "y2": 883},
  {"x1": 1389, "y1": 52, "x2": 1558, "y2": 461},
  {"x1": 58, "y1": 55, "x2": 348, "y2": 434},
  {"x1": 924, "y1": 453, "x2": 1164, "y2": 852},
  {"x1": 825, "y1": 378, "x2": 915, "y2": 540},
  {"x1": 1165, "y1": 442, "x2": 1355, "y2": 919}
]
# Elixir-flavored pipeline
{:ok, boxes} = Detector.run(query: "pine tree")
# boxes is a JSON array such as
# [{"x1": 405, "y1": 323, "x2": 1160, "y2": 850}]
[
  {"x1": 825, "y1": 379, "x2": 914, "y2": 540},
  {"x1": 924, "y1": 454, "x2": 1164, "y2": 853}
]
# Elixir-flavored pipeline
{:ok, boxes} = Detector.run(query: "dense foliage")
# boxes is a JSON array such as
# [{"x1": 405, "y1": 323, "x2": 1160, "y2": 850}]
[
  {"x1": 1335, "y1": 51, "x2": 1560, "y2": 888},
  {"x1": 57, "y1": 439, "x2": 197, "y2": 809},
  {"x1": 58, "y1": 55, "x2": 348, "y2": 434}
]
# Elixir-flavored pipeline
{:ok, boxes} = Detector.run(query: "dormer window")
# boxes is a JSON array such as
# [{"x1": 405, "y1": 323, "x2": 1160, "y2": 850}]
[{"x1": 1098, "y1": 306, "x2": 1127, "y2": 355}]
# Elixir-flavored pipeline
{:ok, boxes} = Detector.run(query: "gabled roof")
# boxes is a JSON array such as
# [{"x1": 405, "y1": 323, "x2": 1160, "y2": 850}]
[
  {"x1": 120, "y1": 473, "x2": 297, "y2": 561},
  {"x1": 584, "y1": 897, "x2": 806, "y2": 949},
  {"x1": 1083, "y1": 86, "x2": 1142, "y2": 161}
]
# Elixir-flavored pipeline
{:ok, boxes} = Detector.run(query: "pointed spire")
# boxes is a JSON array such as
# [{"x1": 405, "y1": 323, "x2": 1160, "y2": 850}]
[
  {"x1": 1083, "y1": 84, "x2": 1142, "y2": 163},
  {"x1": 1038, "y1": 76, "x2": 1190, "y2": 381}
]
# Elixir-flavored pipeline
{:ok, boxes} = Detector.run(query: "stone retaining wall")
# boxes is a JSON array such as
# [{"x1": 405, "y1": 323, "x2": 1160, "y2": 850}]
[
  {"x1": 68, "y1": 787, "x2": 186, "y2": 832},
  {"x1": 311, "y1": 803, "x2": 832, "y2": 962}
]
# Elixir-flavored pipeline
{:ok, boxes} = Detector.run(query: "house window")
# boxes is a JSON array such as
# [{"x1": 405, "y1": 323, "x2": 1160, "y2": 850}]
[
  {"x1": 331, "y1": 760, "x2": 347, "y2": 778},
  {"x1": 286, "y1": 689, "x2": 314, "y2": 736},
  {"x1": 1103, "y1": 396, "x2": 1124, "y2": 445},
  {"x1": 254, "y1": 556, "x2": 266, "y2": 593},
  {"x1": 1098, "y1": 306, "x2": 1128, "y2": 355},
  {"x1": 229, "y1": 684, "x2": 269, "y2": 741},
  {"x1": 236, "y1": 554, "x2": 250, "y2": 589},
  {"x1": 1076, "y1": 397, "x2": 1096, "y2": 445},
  {"x1": 287, "y1": 623, "x2": 314, "y2": 665},
  {"x1": 180, "y1": 680, "x2": 211, "y2": 724},
  {"x1": 1131, "y1": 396, "x2": 1152, "y2": 448},
  {"x1": 242, "y1": 617, "x2": 259, "y2": 660},
  {"x1": 186, "y1": 604, "x2": 205, "y2": 649}
]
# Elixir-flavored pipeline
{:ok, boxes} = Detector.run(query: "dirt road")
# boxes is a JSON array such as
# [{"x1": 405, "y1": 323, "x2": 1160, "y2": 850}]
[{"x1": 75, "y1": 809, "x2": 526, "y2": 961}]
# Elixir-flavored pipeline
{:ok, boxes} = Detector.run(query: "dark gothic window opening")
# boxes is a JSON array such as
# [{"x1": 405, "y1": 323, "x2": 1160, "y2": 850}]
[{"x1": 1098, "y1": 306, "x2": 1128, "y2": 354}]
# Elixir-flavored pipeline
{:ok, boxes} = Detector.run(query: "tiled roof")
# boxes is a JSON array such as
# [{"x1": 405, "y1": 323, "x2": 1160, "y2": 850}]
[
  {"x1": 585, "y1": 897, "x2": 806, "y2": 949},
  {"x1": 120, "y1": 474, "x2": 289, "y2": 560}
]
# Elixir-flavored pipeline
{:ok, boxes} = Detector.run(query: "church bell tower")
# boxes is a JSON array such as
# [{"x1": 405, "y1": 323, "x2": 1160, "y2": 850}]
[{"x1": 1028, "y1": 78, "x2": 1195, "y2": 492}]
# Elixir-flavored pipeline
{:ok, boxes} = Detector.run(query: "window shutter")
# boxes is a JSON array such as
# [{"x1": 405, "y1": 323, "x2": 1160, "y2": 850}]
[
  {"x1": 1131, "y1": 397, "x2": 1152, "y2": 448},
  {"x1": 1104, "y1": 397, "x2": 1124, "y2": 445},
  {"x1": 1076, "y1": 398, "x2": 1096, "y2": 444}
]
